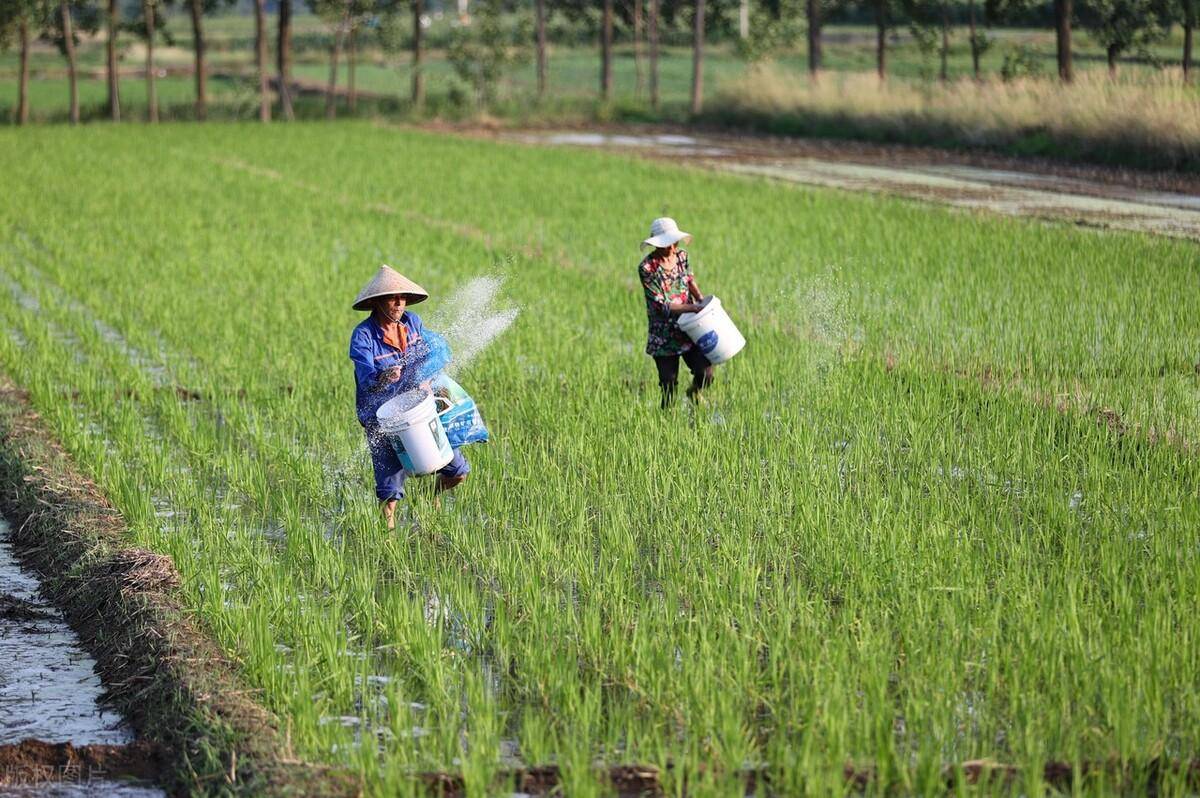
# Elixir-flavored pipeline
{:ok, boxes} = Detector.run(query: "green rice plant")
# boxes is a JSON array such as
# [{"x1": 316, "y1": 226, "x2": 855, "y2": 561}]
[{"x1": 0, "y1": 122, "x2": 1196, "y2": 796}]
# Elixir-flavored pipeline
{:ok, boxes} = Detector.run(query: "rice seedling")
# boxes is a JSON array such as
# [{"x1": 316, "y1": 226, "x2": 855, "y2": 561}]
[{"x1": 0, "y1": 122, "x2": 1196, "y2": 795}]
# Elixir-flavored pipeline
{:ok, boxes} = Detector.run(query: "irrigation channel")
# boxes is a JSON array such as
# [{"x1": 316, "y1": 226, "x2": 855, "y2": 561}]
[
  {"x1": 500, "y1": 131, "x2": 1200, "y2": 241},
  {"x1": 0, "y1": 520, "x2": 165, "y2": 796}
]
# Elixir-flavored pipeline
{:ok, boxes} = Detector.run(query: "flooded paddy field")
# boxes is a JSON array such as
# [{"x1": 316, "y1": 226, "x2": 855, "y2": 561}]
[
  {"x1": 0, "y1": 123, "x2": 1197, "y2": 795},
  {"x1": 0, "y1": 521, "x2": 164, "y2": 796}
]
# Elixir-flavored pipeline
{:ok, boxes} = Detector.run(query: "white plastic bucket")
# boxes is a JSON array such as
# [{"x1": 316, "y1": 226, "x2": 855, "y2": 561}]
[
  {"x1": 376, "y1": 391, "x2": 454, "y2": 475},
  {"x1": 677, "y1": 295, "x2": 746, "y2": 365}
]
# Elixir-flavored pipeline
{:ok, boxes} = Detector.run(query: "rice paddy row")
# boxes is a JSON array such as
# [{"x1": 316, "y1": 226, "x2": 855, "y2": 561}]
[{"x1": 0, "y1": 123, "x2": 1196, "y2": 795}]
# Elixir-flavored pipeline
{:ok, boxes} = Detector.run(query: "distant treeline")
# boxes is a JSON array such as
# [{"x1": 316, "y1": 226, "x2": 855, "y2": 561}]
[
  {"x1": 193, "y1": 0, "x2": 1116, "y2": 33},
  {"x1": 1, "y1": 0, "x2": 1195, "y2": 127}
]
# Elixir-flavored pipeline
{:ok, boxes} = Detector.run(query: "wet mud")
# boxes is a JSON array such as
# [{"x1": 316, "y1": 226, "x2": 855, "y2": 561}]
[
  {"x1": 0, "y1": 739, "x2": 164, "y2": 789},
  {"x1": 412, "y1": 756, "x2": 1200, "y2": 796},
  {"x1": 419, "y1": 764, "x2": 666, "y2": 797}
]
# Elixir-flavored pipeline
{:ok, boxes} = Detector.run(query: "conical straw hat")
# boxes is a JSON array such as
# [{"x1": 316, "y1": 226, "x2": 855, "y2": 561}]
[{"x1": 352, "y1": 265, "x2": 429, "y2": 311}]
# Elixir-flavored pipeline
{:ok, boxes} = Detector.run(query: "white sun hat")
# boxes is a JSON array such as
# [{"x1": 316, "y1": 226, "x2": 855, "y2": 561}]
[
  {"x1": 352, "y1": 264, "x2": 429, "y2": 311},
  {"x1": 642, "y1": 217, "x2": 692, "y2": 249}
]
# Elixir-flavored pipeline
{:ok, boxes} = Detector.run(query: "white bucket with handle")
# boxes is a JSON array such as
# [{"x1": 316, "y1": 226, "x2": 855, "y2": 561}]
[
  {"x1": 677, "y1": 295, "x2": 746, "y2": 365},
  {"x1": 376, "y1": 390, "x2": 454, "y2": 475}
]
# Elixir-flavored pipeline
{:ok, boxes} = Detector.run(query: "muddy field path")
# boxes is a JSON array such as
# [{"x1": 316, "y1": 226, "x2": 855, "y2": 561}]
[{"x1": 485, "y1": 128, "x2": 1200, "y2": 241}]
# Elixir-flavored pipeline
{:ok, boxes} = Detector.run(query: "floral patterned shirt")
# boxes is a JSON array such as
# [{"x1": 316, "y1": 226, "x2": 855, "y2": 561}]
[{"x1": 639, "y1": 249, "x2": 698, "y2": 357}]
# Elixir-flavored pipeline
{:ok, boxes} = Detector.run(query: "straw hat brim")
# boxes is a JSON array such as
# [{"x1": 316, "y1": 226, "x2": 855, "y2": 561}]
[
  {"x1": 642, "y1": 230, "x2": 692, "y2": 248},
  {"x1": 352, "y1": 265, "x2": 430, "y2": 311},
  {"x1": 352, "y1": 291, "x2": 429, "y2": 311}
]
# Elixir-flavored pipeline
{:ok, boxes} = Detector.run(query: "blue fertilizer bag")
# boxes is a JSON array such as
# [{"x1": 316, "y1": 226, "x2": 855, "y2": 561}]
[
  {"x1": 431, "y1": 373, "x2": 489, "y2": 448},
  {"x1": 398, "y1": 330, "x2": 488, "y2": 447}
]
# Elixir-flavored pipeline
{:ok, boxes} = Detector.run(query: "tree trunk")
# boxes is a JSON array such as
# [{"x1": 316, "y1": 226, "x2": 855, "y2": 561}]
[
  {"x1": 691, "y1": 0, "x2": 704, "y2": 114},
  {"x1": 278, "y1": 0, "x2": 294, "y2": 120},
  {"x1": 739, "y1": 0, "x2": 748, "y2": 38},
  {"x1": 535, "y1": 0, "x2": 546, "y2": 97},
  {"x1": 107, "y1": 0, "x2": 120, "y2": 120},
  {"x1": 875, "y1": 0, "x2": 886, "y2": 80},
  {"x1": 649, "y1": 0, "x2": 659, "y2": 107},
  {"x1": 601, "y1": 0, "x2": 613, "y2": 100},
  {"x1": 255, "y1": 0, "x2": 270, "y2": 120},
  {"x1": 326, "y1": 17, "x2": 347, "y2": 119},
  {"x1": 17, "y1": 17, "x2": 31, "y2": 125},
  {"x1": 634, "y1": 0, "x2": 644, "y2": 96},
  {"x1": 413, "y1": 0, "x2": 426, "y2": 107},
  {"x1": 190, "y1": 0, "x2": 207, "y2": 120},
  {"x1": 939, "y1": 1, "x2": 949, "y2": 81},
  {"x1": 144, "y1": 0, "x2": 158, "y2": 122},
  {"x1": 968, "y1": 0, "x2": 979, "y2": 79},
  {"x1": 347, "y1": 26, "x2": 357, "y2": 113},
  {"x1": 807, "y1": 0, "x2": 821, "y2": 74},
  {"x1": 1106, "y1": 43, "x2": 1118, "y2": 76},
  {"x1": 61, "y1": 1, "x2": 79, "y2": 124},
  {"x1": 1184, "y1": 0, "x2": 1194, "y2": 83},
  {"x1": 1054, "y1": 0, "x2": 1072, "y2": 82}
]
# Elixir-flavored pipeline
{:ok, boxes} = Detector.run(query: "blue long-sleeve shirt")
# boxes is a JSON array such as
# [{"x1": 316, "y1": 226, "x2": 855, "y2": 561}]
[{"x1": 349, "y1": 312, "x2": 431, "y2": 425}]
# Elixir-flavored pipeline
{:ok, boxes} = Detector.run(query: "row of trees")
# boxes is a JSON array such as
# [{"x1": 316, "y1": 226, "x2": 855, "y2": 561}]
[
  {"x1": 0, "y1": 0, "x2": 278, "y2": 123},
  {"x1": 2, "y1": 0, "x2": 1196, "y2": 126},
  {"x1": 768, "y1": 0, "x2": 1191, "y2": 82}
]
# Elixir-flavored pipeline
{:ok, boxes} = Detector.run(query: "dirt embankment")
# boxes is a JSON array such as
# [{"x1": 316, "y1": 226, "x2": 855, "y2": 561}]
[
  {"x1": 0, "y1": 740, "x2": 164, "y2": 787},
  {"x1": 0, "y1": 379, "x2": 360, "y2": 797}
]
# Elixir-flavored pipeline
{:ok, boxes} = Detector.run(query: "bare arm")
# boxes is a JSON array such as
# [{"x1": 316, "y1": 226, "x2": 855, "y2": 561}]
[{"x1": 668, "y1": 300, "x2": 703, "y2": 316}]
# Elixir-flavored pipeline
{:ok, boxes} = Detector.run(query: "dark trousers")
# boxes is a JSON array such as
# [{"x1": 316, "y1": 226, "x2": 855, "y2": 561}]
[{"x1": 654, "y1": 348, "x2": 714, "y2": 408}]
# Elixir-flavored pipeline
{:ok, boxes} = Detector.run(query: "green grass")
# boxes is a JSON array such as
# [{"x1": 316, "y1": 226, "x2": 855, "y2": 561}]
[
  {"x1": 0, "y1": 123, "x2": 1197, "y2": 795},
  {"x1": 0, "y1": 75, "x2": 255, "y2": 121}
]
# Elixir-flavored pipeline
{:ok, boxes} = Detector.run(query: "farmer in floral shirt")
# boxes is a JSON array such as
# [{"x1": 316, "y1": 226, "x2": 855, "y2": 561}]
[{"x1": 638, "y1": 217, "x2": 714, "y2": 408}]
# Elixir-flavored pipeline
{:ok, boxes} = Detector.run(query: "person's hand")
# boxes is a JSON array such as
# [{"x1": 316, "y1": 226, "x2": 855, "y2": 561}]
[
  {"x1": 381, "y1": 366, "x2": 403, "y2": 384},
  {"x1": 670, "y1": 302, "x2": 701, "y2": 316}
]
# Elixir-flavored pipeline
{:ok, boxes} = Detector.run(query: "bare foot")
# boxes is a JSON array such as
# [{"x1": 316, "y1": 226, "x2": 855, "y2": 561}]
[
  {"x1": 435, "y1": 474, "x2": 467, "y2": 494},
  {"x1": 380, "y1": 499, "x2": 398, "y2": 530}
]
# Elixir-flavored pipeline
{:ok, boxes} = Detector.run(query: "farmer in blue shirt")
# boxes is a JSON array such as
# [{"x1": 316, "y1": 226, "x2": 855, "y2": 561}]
[{"x1": 350, "y1": 265, "x2": 469, "y2": 527}]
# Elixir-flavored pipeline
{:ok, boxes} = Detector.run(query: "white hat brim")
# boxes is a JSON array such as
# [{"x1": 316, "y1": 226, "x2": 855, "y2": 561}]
[{"x1": 642, "y1": 230, "x2": 691, "y2": 248}]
